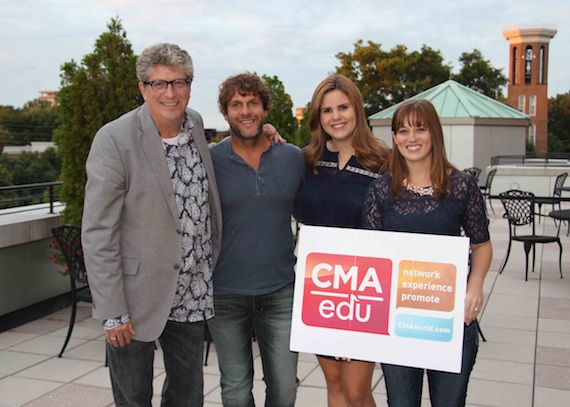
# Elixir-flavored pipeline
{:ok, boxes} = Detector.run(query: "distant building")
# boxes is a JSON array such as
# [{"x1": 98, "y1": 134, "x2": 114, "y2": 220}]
[
  {"x1": 503, "y1": 23, "x2": 557, "y2": 153},
  {"x1": 39, "y1": 90, "x2": 57, "y2": 106},
  {"x1": 369, "y1": 80, "x2": 530, "y2": 174},
  {"x1": 295, "y1": 107, "x2": 306, "y2": 124},
  {"x1": 2, "y1": 142, "x2": 56, "y2": 158}
]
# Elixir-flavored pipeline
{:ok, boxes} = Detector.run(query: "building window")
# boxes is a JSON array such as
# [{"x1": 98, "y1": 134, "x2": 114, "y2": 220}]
[
  {"x1": 518, "y1": 95, "x2": 525, "y2": 113},
  {"x1": 529, "y1": 124, "x2": 536, "y2": 146},
  {"x1": 529, "y1": 95, "x2": 536, "y2": 116},
  {"x1": 539, "y1": 46, "x2": 545, "y2": 84},
  {"x1": 525, "y1": 46, "x2": 533, "y2": 84},
  {"x1": 512, "y1": 47, "x2": 518, "y2": 84}
]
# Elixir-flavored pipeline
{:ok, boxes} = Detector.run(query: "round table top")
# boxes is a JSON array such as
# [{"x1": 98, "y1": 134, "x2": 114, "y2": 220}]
[{"x1": 549, "y1": 209, "x2": 570, "y2": 220}]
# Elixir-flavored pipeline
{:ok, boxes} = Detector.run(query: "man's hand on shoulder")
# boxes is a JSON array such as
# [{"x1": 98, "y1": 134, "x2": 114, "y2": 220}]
[{"x1": 263, "y1": 123, "x2": 287, "y2": 144}]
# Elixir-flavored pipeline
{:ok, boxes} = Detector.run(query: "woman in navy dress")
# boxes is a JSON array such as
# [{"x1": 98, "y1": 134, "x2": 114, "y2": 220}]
[
  {"x1": 296, "y1": 74, "x2": 390, "y2": 406},
  {"x1": 363, "y1": 99, "x2": 492, "y2": 406}
]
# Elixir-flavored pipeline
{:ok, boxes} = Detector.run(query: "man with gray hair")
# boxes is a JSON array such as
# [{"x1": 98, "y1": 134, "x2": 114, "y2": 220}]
[{"x1": 82, "y1": 42, "x2": 222, "y2": 406}]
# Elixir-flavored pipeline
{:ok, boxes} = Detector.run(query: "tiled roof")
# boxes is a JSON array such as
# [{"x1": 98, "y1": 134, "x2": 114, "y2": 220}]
[{"x1": 369, "y1": 80, "x2": 529, "y2": 120}]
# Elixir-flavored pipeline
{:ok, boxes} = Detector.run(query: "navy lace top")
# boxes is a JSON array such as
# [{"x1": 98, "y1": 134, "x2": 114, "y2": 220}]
[
  {"x1": 363, "y1": 170, "x2": 490, "y2": 244},
  {"x1": 295, "y1": 145, "x2": 380, "y2": 229}
]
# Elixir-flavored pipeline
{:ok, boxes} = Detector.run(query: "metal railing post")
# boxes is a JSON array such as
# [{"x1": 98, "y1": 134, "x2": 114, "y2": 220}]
[
  {"x1": 49, "y1": 185, "x2": 55, "y2": 214},
  {"x1": 0, "y1": 181, "x2": 63, "y2": 215}
]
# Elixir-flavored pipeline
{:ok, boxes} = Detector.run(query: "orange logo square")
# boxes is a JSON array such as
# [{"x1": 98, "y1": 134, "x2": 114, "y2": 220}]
[{"x1": 396, "y1": 260, "x2": 457, "y2": 312}]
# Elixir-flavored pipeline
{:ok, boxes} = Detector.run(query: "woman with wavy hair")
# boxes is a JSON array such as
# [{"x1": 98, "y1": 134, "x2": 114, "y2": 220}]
[{"x1": 296, "y1": 74, "x2": 389, "y2": 406}]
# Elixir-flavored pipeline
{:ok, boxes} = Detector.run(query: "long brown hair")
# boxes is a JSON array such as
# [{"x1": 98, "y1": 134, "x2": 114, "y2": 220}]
[
  {"x1": 304, "y1": 75, "x2": 389, "y2": 174},
  {"x1": 389, "y1": 99, "x2": 456, "y2": 200}
]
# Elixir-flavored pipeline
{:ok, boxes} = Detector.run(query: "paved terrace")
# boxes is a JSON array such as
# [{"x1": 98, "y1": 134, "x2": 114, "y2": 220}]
[{"x1": 0, "y1": 201, "x2": 569, "y2": 407}]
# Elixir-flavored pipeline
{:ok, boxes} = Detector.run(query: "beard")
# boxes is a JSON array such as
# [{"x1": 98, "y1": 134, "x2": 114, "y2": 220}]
[{"x1": 229, "y1": 119, "x2": 264, "y2": 142}]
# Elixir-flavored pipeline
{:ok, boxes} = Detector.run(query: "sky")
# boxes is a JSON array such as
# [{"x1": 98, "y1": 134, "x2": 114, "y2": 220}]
[{"x1": 1, "y1": 0, "x2": 568, "y2": 131}]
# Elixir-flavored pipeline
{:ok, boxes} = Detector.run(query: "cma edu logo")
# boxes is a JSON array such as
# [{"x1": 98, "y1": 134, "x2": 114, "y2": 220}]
[{"x1": 302, "y1": 252, "x2": 392, "y2": 335}]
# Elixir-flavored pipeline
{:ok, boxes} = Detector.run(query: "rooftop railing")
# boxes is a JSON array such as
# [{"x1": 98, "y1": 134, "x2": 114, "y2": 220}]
[
  {"x1": 491, "y1": 153, "x2": 570, "y2": 167},
  {"x1": 0, "y1": 181, "x2": 63, "y2": 214}
]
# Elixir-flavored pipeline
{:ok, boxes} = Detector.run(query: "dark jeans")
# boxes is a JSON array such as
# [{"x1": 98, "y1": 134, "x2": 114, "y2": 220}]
[
  {"x1": 381, "y1": 322, "x2": 479, "y2": 407},
  {"x1": 207, "y1": 284, "x2": 299, "y2": 407},
  {"x1": 107, "y1": 320, "x2": 205, "y2": 407}
]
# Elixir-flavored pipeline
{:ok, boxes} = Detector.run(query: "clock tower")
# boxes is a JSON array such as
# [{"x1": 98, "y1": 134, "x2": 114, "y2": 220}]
[{"x1": 503, "y1": 24, "x2": 557, "y2": 153}]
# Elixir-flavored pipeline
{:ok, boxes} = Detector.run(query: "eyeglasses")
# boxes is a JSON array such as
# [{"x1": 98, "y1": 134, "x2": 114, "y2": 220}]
[{"x1": 142, "y1": 78, "x2": 191, "y2": 93}]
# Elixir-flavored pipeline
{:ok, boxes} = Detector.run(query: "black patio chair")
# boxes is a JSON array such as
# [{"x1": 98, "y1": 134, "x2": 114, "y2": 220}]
[
  {"x1": 204, "y1": 324, "x2": 213, "y2": 366},
  {"x1": 534, "y1": 172, "x2": 568, "y2": 224},
  {"x1": 463, "y1": 167, "x2": 482, "y2": 183},
  {"x1": 479, "y1": 168, "x2": 497, "y2": 214},
  {"x1": 474, "y1": 319, "x2": 486, "y2": 342},
  {"x1": 498, "y1": 190, "x2": 563, "y2": 281},
  {"x1": 51, "y1": 225, "x2": 99, "y2": 360},
  {"x1": 461, "y1": 227, "x2": 487, "y2": 342}
]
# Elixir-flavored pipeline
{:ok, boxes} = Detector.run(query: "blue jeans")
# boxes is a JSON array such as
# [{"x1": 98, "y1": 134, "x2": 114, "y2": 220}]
[
  {"x1": 381, "y1": 322, "x2": 479, "y2": 407},
  {"x1": 107, "y1": 320, "x2": 205, "y2": 407},
  {"x1": 207, "y1": 284, "x2": 299, "y2": 407}
]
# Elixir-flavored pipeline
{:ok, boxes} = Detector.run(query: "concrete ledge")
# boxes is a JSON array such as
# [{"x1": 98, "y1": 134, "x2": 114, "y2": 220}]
[
  {"x1": 0, "y1": 205, "x2": 67, "y2": 317},
  {"x1": 488, "y1": 166, "x2": 570, "y2": 197},
  {"x1": 0, "y1": 204, "x2": 64, "y2": 249}
]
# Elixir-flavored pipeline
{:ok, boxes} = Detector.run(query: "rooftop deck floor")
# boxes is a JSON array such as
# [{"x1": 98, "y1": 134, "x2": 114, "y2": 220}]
[{"x1": 1, "y1": 201, "x2": 569, "y2": 406}]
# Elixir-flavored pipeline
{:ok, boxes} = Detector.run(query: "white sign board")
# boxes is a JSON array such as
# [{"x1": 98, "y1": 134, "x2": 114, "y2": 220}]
[{"x1": 290, "y1": 225, "x2": 470, "y2": 373}]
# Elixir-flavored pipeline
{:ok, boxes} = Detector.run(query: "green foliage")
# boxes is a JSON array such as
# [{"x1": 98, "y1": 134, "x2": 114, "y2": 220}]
[
  {"x1": 547, "y1": 132, "x2": 565, "y2": 153},
  {"x1": 0, "y1": 148, "x2": 61, "y2": 208},
  {"x1": 0, "y1": 106, "x2": 15, "y2": 150},
  {"x1": 334, "y1": 40, "x2": 450, "y2": 117},
  {"x1": 0, "y1": 125, "x2": 9, "y2": 152},
  {"x1": 0, "y1": 149, "x2": 60, "y2": 185},
  {"x1": 0, "y1": 100, "x2": 58, "y2": 145},
  {"x1": 53, "y1": 17, "x2": 141, "y2": 225},
  {"x1": 453, "y1": 49, "x2": 508, "y2": 99},
  {"x1": 0, "y1": 161, "x2": 16, "y2": 207},
  {"x1": 526, "y1": 139, "x2": 536, "y2": 154},
  {"x1": 0, "y1": 161, "x2": 12, "y2": 186},
  {"x1": 548, "y1": 93, "x2": 570, "y2": 152},
  {"x1": 262, "y1": 75, "x2": 299, "y2": 145},
  {"x1": 295, "y1": 104, "x2": 311, "y2": 148},
  {"x1": 333, "y1": 41, "x2": 507, "y2": 117}
]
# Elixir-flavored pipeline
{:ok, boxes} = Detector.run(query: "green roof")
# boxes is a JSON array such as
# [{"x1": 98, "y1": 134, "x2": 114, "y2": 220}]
[{"x1": 369, "y1": 80, "x2": 529, "y2": 120}]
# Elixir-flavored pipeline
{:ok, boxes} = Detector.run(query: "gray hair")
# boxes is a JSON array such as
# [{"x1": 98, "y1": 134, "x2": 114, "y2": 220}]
[{"x1": 135, "y1": 43, "x2": 194, "y2": 82}]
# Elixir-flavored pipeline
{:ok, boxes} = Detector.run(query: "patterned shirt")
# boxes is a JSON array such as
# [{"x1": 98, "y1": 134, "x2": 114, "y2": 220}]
[{"x1": 163, "y1": 113, "x2": 213, "y2": 322}]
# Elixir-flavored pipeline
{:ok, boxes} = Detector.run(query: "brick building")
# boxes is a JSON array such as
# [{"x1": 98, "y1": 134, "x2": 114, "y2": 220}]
[
  {"x1": 503, "y1": 23, "x2": 557, "y2": 153},
  {"x1": 38, "y1": 90, "x2": 57, "y2": 106}
]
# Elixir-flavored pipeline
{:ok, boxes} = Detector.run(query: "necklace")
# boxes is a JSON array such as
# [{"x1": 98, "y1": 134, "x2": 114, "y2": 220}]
[{"x1": 403, "y1": 178, "x2": 434, "y2": 196}]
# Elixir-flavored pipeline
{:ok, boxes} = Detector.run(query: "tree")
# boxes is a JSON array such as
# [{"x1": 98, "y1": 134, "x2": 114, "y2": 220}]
[
  {"x1": 0, "y1": 106, "x2": 18, "y2": 146},
  {"x1": 7, "y1": 149, "x2": 60, "y2": 184},
  {"x1": 53, "y1": 17, "x2": 141, "y2": 225},
  {"x1": 335, "y1": 40, "x2": 450, "y2": 117},
  {"x1": 0, "y1": 161, "x2": 15, "y2": 208},
  {"x1": 262, "y1": 74, "x2": 298, "y2": 144},
  {"x1": 295, "y1": 104, "x2": 311, "y2": 148},
  {"x1": 0, "y1": 161, "x2": 12, "y2": 186},
  {"x1": 0, "y1": 148, "x2": 61, "y2": 208},
  {"x1": 454, "y1": 49, "x2": 508, "y2": 99},
  {"x1": 0, "y1": 125, "x2": 9, "y2": 152},
  {"x1": 0, "y1": 101, "x2": 58, "y2": 145},
  {"x1": 548, "y1": 92, "x2": 570, "y2": 152}
]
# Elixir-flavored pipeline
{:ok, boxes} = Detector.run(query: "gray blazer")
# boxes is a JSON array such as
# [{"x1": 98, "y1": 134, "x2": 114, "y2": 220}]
[{"x1": 82, "y1": 104, "x2": 222, "y2": 342}]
